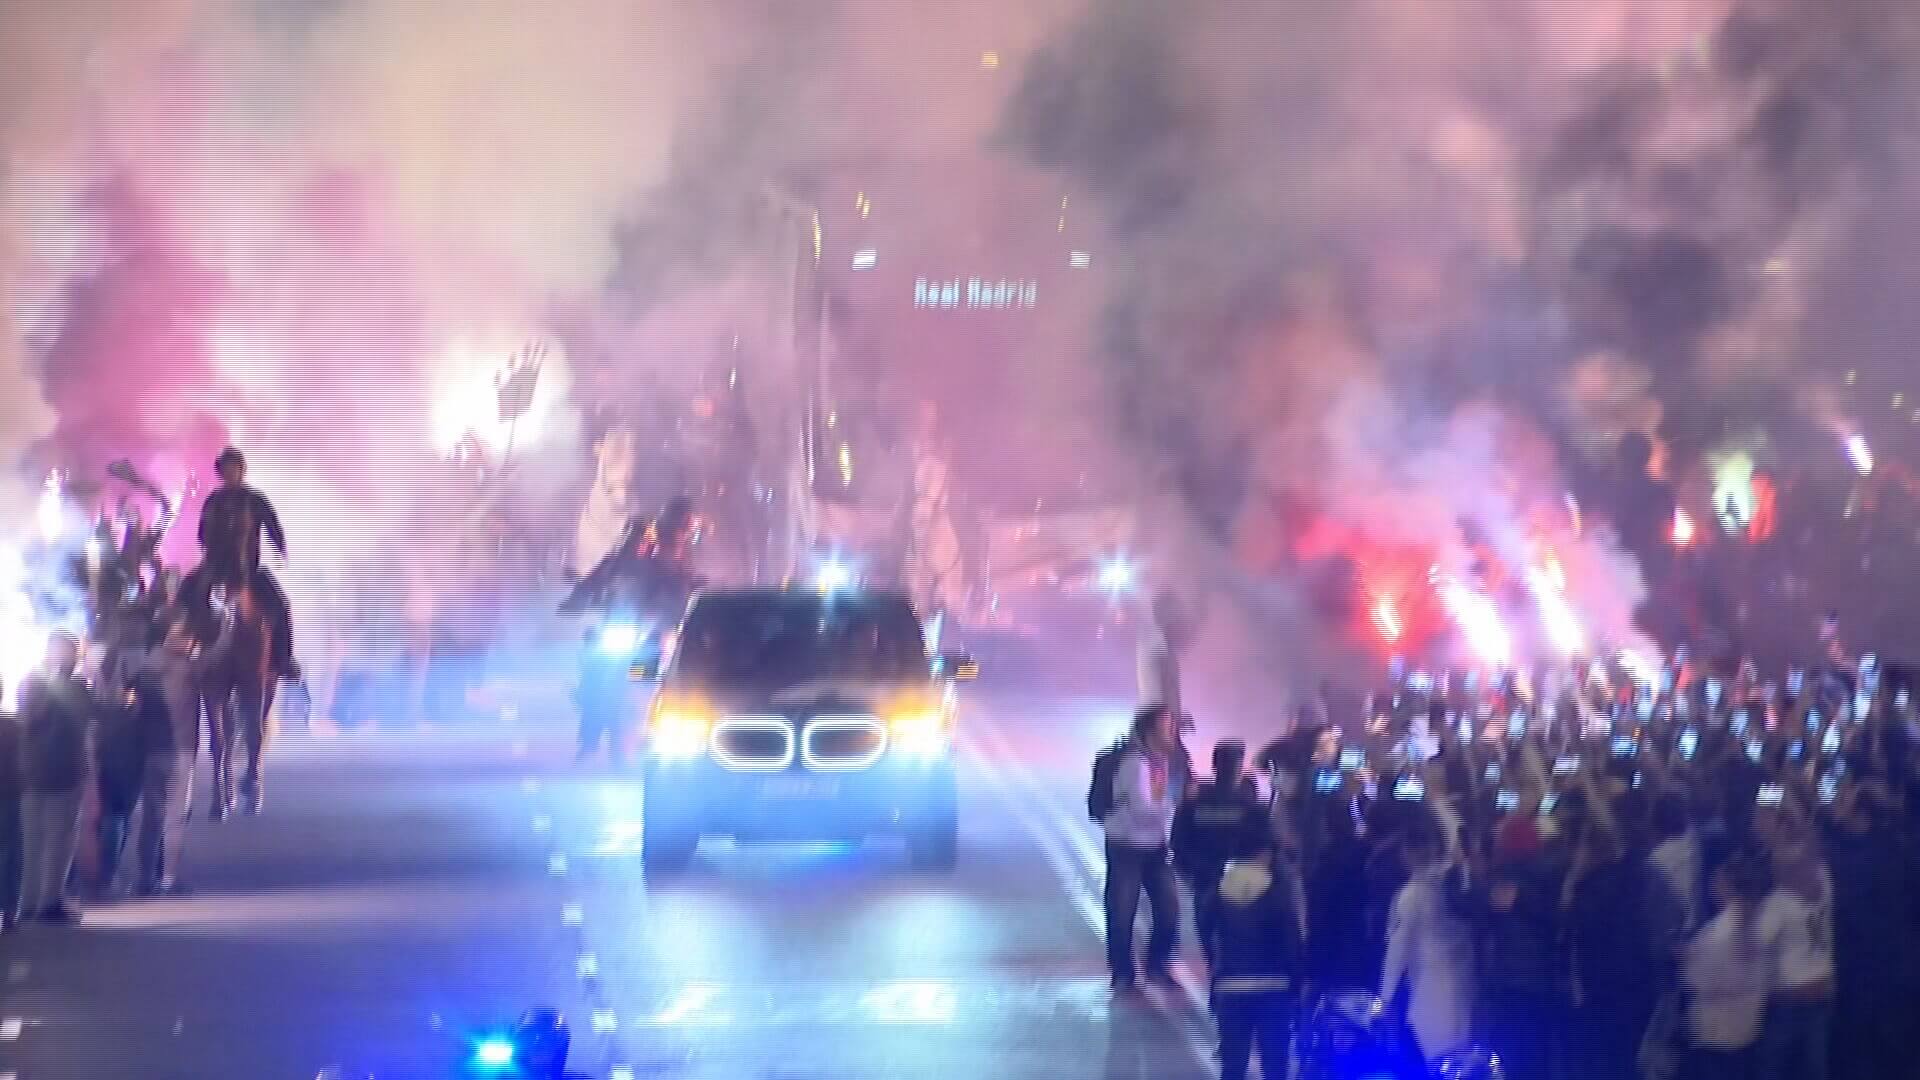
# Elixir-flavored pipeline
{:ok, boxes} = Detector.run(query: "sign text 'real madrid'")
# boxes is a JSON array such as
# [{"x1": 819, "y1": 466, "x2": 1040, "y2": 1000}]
[{"x1": 913, "y1": 278, "x2": 1038, "y2": 310}]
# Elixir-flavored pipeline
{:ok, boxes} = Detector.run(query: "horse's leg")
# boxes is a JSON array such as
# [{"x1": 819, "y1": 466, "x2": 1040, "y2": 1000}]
[
  {"x1": 207, "y1": 685, "x2": 235, "y2": 820},
  {"x1": 239, "y1": 674, "x2": 268, "y2": 815}
]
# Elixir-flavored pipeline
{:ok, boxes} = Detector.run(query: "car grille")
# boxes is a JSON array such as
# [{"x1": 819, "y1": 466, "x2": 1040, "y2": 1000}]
[
  {"x1": 801, "y1": 716, "x2": 887, "y2": 771},
  {"x1": 711, "y1": 717, "x2": 795, "y2": 771}
]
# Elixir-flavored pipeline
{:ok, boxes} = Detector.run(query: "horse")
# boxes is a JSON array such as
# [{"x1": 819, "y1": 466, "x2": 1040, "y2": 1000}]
[{"x1": 179, "y1": 569, "x2": 279, "y2": 819}]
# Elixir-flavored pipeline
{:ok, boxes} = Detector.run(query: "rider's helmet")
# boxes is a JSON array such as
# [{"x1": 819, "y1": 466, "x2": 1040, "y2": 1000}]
[{"x1": 659, "y1": 496, "x2": 694, "y2": 534}]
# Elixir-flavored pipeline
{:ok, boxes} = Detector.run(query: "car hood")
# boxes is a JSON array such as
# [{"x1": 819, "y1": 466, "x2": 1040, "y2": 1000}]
[{"x1": 665, "y1": 675, "x2": 927, "y2": 715}]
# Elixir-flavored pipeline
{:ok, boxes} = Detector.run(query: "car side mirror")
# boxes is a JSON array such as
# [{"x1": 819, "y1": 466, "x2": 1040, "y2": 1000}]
[{"x1": 935, "y1": 652, "x2": 979, "y2": 681}]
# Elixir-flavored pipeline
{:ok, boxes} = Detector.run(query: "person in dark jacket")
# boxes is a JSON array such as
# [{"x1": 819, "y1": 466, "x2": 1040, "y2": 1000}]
[
  {"x1": 1823, "y1": 776, "x2": 1920, "y2": 1080},
  {"x1": 1204, "y1": 840, "x2": 1307, "y2": 1080},
  {"x1": 91, "y1": 684, "x2": 147, "y2": 892},
  {"x1": 1172, "y1": 739, "x2": 1269, "y2": 964},
  {"x1": 16, "y1": 633, "x2": 92, "y2": 924},
  {"x1": 191, "y1": 447, "x2": 296, "y2": 677}
]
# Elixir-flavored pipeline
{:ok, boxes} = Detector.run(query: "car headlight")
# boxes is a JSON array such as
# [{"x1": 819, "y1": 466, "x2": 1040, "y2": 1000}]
[
  {"x1": 648, "y1": 700, "x2": 711, "y2": 761},
  {"x1": 888, "y1": 710, "x2": 951, "y2": 760},
  {"x1": 598, "y1": 621, "x2": 643, "y2": 655}
]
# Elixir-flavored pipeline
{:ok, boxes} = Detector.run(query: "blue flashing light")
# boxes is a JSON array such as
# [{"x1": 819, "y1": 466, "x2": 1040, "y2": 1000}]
[
  {"x1": 815, "y1": 558, "x2": 854, "y2": 592},
  {"x1": 1096, "y1": 555, "x2": 1136, "y2": 593},
  {"x1": 598, "y1": 621, "x2": 642, "y2": 655},
  {"x1": 473, "y1": 1036, "x2": 516, "y2": 1070}
]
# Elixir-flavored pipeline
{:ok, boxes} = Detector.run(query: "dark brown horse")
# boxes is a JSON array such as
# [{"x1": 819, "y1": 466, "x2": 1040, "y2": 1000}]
[{"x1": 181, "y1": 571, "x2": 278, "y2": 818}]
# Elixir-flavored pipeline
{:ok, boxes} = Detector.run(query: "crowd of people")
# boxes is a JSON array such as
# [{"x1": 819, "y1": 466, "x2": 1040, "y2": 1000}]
[
  {"x1": 0, "y1": 446, "x2": 299, "y2": 929},
  {"x1": 0, "y1": 622, "x2": 205, "y2": 928},
  {"x1": 1100, "y1": 642, "x2": 1920, "y2": 1080}
]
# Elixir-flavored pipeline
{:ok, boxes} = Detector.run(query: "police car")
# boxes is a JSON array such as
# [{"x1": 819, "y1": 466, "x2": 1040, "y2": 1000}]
[{"x1": 637, "y1": 586, "x2": 973, "y2": 876}]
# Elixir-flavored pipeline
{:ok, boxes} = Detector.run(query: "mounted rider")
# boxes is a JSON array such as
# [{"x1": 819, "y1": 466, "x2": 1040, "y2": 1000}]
[
  {"x1": 190, "y1": 447, "x2": 298, "y2": 679},
  {"x1": 559, "y1": 497, "x2": 705, "y2": 621}
]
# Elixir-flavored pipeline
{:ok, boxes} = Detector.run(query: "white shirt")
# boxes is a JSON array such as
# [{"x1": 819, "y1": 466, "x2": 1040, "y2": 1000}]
[
  {"x1": 1381, "y1": 868, "x2": 1476, "y2": 1061},
  {"x1": 1650, "y1": 833, "x2": 1703, "y2": 930},
  {"x1": 1684, "y1": 909, "x2": 1768, "y2": 1049},
  {"x1": 1104, "y1": 745, "x2": 1176, "y2": 849},
  {"x1": 1757, "y1": 875, "x2": 1835, "y2": 991}
]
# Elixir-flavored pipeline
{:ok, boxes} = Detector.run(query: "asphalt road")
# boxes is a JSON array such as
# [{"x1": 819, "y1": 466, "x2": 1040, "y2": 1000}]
[{"x1": 0, "y1": 693, "x2": 1215, "y2": 1080}]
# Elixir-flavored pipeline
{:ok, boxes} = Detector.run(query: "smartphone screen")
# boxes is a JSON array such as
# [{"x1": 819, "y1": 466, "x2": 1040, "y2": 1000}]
[
  {"x1": 1339, "y1": 747, "x2": 1365, "y2": 772},
  {"x1": 1611, "y1": 736, "x2": 1637, "y2": 758},
  {"x1": 1484, "y1": 762, "x2": 1502, "y2": 785},
  {"x1": 1678, "y1": 730, "x2": 1699, "y2": 760},
  {"x1": 1539, "y1": 794, "x2": 1560, "y2": 816},
  {"x1": 1818, "y1": 774, "x2": 1840, "y2": 805},
  {"x1": 1314, "y1": 769, "x2": 1342, "y2": 794},
  {"x1": 1706, "y1": 679, "x2": 1724, "y2": 708},
  {"x1": 1730, "y1": 712, "x2": 1750, "y2": 738},
  {"x1": 1496, "y1": 790, "x2": 1520, "y2": 812},
  {"x1": 1757, "y1": 784, "x2": 1785, "y2": 807},
  {"x1": 1787, "y1": 669, "x2": 1805, "y2": 696},
  {"x1": 1822, "y1": 725, "x2": 1842, "y2": 755},
  {"x1": 1747, "y1": 738, "x2": 1766, "y2": 764},
  {"x1": 1787, "y1": 739, "x2": 1805, "y2": 762},
  {"x1": 1393, "y1": 776, "x2": 1425, "y2": 802},
  {"x1": 1507, "y1": 713, "x2": 1527, "y2": 739},
  {"x1": 1554, "y1": 756, "x2": 1580, "y2": 776}
]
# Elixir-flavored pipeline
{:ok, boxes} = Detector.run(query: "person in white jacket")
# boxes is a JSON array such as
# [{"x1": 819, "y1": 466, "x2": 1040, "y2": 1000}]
[
  {"x1": 1103, "y1": 705, "x2": 1183, "y2": 993},
  {"x1": 1380, "y1": 823, "x2": 1475, "y2": 1061}
]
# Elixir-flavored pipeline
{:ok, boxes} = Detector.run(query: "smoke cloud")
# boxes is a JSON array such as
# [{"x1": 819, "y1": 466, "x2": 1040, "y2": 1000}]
[{"x1": 1001, "y1": 0, "x2": 1920, "y2": 697}]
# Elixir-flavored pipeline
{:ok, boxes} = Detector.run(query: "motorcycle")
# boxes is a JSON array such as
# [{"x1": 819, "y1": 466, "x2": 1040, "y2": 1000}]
[
  {"x1": 572, "y1": 609, "x2": 670, "y2": 759},
  {"x1": 1297, "y1": 992, "x2": 1506, "y2": 1080}
]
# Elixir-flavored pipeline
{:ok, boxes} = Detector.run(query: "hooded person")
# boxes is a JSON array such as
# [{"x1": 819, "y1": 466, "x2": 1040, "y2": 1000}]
[
  {"x1": 1205, "y1": 840, "x2": 1307, "y2": 1080},
  {"x1": 191, "y1": 447, "x2": 297, "y2": 678}
]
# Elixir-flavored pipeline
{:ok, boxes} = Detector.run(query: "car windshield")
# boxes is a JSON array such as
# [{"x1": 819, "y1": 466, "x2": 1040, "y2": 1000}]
[{"x1": 674, "y1": 593, "x2": 928, "y2": 682}]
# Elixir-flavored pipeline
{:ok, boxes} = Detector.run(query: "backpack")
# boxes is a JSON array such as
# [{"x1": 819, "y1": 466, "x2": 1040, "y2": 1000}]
[{"x1": 1087, "y1": 739, "x2": 1131, "y2": 821}]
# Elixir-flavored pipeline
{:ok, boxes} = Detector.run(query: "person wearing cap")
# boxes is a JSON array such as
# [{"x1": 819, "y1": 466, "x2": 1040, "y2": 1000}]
[{"x1": 194, "y1": 447, "x2": 297, "y2": 678}]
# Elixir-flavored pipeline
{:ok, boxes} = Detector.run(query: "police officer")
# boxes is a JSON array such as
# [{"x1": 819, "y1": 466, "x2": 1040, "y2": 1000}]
[{"x1": 1173, "y1": 739, "x2": 1271, "y2": 966}]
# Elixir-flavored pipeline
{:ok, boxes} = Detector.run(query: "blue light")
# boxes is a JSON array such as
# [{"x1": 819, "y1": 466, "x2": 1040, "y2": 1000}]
[
  {"x1": 1096, "y1": 556, "x2": 1136, "y2": 592},
  {"x1": 598, "y1": 621, "x2": 642, "y2": 655},
  {"x1": 814, "y1": 558, "x2": 854, "y2": 592},
  {"x1": 473, "y1": 1037, "x2": 516, "y2": 1069}
]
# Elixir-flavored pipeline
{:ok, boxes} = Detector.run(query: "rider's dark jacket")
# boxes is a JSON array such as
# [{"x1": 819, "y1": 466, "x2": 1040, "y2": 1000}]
[
  {"x1": 198, "y1": 483, "x2": 286, "y2": 574},
  {"x1": 560, "y1": 547, "x2": 702, "y2": 619}
]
